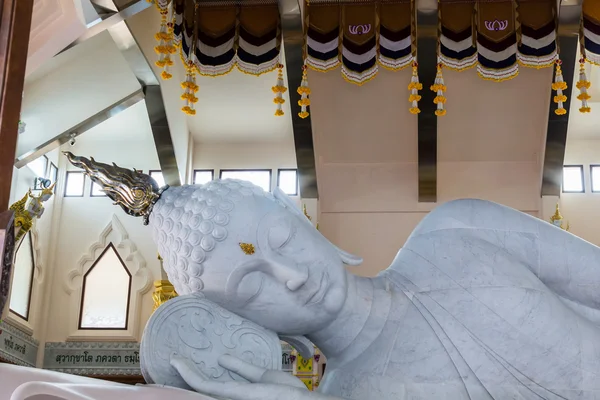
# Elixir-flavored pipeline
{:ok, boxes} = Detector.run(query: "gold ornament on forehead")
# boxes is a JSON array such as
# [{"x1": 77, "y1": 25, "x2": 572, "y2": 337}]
[
  {"x1": 239, "y1": 242, "x2": 255, "y2": 255},
  {"x1": 63, "y1": 152, "x2": 166, "y2": 225}
]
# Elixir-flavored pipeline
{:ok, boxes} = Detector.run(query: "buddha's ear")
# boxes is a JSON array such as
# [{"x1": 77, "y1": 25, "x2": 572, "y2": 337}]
[
  {"x1": 272, "y1": 188, "x2": 363, "y2": 266},
  {"x1": 335, "y1": 246, "x2": 363, "y2": 266}
]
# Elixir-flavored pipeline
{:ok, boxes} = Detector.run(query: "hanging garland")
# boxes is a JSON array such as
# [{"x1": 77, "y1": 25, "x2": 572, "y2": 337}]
[{"x1": 146, "y1": 0, "x2": 598, "y2": 118}]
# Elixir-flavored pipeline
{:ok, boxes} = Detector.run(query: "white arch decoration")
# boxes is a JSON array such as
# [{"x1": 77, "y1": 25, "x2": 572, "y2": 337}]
[{"x1": 64, "y1": 214, "x2": 153, "y2": 341}]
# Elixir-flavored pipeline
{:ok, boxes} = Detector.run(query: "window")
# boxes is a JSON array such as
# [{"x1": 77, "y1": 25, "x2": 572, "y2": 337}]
[
  {"x1": 28, "y1": 155, "x2": 48, "y2": 179},
  {"x1": 9, "y1": 232, "x2": 35, "y2": 320},
  {"x1": 562, "y1": 165, "x2": 584, "y2": 193},
  {"x1": 90, "y1": 182, "x2": 107, "y2": 197},
  {"x1": 149, "y1": 170, "x2": 165, "y2": 188},
  {"x1": 48, "y1": 162, "x2": 58, "y2": 185},
  {"x1": 79, "y1": 243, "x2": 131, "y2": 330},
  {"x1": 64, "y1": 171, "x2": 85, "y2": 197},
  {"x1": 277, "y1": 169, "x2": 298, "y2": 196},
  {"x1": 591, "y1": 165, "x2": 600, "y2": 193},
  {"x1": 193, "y1": 169, "x2": 214, "y2": 185},
  {"x1": 220, "y1": 170, "x2": 271, "y2": 192}
]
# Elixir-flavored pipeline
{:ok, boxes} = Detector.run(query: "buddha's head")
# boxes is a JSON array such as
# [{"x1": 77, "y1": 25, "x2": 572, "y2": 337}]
[
  {"x1": 64, "y1": 153, "x2": 362, "y2": 335},
  {"x1": 150, "y1": 180, "x2": 363, "y2": 335}
]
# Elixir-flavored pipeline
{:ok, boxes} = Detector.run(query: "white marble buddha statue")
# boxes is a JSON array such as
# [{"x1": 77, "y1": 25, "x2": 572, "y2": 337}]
[{"x1": 3, "y1": 152, "x2": 600, "y2": 400}]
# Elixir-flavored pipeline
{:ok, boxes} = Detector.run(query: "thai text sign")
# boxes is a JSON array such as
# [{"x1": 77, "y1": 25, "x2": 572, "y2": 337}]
[
  {"x1": 44, "y1": 342, "x2": 141, "y2": 376},
  {"x1": 0, "y1": 320, "x2": 38, "y2": 366}
]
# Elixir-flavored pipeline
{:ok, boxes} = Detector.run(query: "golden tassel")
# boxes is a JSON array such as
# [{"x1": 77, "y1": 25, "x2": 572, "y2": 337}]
[
  {"x1": 576, "y1": 57, "x2": 591, "y2": 113},
  {"x1": 552, "y1": 59, "x2": 567, "y2": 115},
  {"x1": 408, "y1": 61, "x2": 422, "y2": 114},
  {"x1": 272, "y1": 63, "x2": 287, "y2": 117},
  {"x1": 297, "y1": 64, "x2": 311, "y2": 119},
  {"x1": 431, "y1": 63, "x2": 447, "y2": 116},
  {"x1": 181, "y1": 63, "x2": 199, "y2": 115}
]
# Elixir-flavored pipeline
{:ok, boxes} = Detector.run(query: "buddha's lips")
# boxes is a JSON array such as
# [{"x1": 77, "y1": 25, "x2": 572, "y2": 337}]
[{"x1": 306, "y1": 272, "x2": 329, "y2": 305}]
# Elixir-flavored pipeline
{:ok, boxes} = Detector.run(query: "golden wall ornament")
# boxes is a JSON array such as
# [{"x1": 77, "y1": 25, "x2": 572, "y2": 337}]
[
  {"x1": 9, "y1": 184, "x2": 55, "y2": 243},
  {"x1": 152, "y1": 280, "x2": 178, "y2": 311},
  {"x1": 550, "y1": 203, "x2": 570, "y2": 231}
]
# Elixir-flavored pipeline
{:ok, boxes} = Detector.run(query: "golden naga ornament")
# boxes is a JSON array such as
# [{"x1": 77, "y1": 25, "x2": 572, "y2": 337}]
[{"x1": 63, "y1": 152, "x2": 165, "y2": 225}]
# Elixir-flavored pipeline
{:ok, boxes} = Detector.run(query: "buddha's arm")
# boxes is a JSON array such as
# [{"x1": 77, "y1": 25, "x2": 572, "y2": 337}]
[{"x1": 172, "y1": 355, "x2": 346, "y2": 400}]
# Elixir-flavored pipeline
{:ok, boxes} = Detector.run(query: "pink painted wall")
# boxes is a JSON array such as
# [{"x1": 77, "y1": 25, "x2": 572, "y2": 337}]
[{"x1": 309, "y1": 65, "x2": 553, "y2": 276}]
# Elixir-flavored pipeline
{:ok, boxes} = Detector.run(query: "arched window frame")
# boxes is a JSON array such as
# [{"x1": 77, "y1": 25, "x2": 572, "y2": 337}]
[
  {"x1": 78, "y1": 242, "x2": 133, "y2": 331},
  {"x1": 9, "y1": 231, "x2": 35, "y2": 321},
  {"x1": 64, "y1": 215, "x2": 152, "y2": 341}
]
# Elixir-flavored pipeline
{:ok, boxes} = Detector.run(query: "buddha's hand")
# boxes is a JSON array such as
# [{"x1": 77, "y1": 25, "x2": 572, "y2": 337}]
[{"x1": 171, "y1": 355, "x2": 341, "y2": 400}]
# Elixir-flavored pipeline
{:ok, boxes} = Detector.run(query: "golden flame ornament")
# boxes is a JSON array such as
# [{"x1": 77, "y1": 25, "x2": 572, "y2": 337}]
[
  {"x1": 408, "y1": 61, "x2": 422, "y2": 114},
  {"x1": 272, "y1": 63, "x2": 287, "y2": 117},
  {"x1": 552, "y1": 59, "x2": 567, "y2": 115},
  {"x1": 297, "y1": 65, "x2": 311, "y2": 119},
  {"x1": 576, "y1": 58, "x2": 591, "y2": 113},
  {"x1": 239, "y1": 242, "x2": 256, "y2": 255},
  {"x1": 431, "y1": 63, "x2": 447, "y2": 117}
]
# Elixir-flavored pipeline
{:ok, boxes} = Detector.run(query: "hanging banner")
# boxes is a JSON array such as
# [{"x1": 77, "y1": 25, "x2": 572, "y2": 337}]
[
  {"x1": 341, "y1": 3, "x2": 377, "y2": 85},
  {"x1": 439, "y1": 0, "x2": 476, "y2": 71},
  {"x1": 476, "y1": 0, "x2": 518, "y2": 81},
  {"x1": 378, "y1": 1, "x2": 413, "y2": 71},
  {"x1": 583, "y1": 0, "x2": 600, "y2": 65},
  {"x1": 237, "y1": 4, "x2": 281, "y2": 75},
  {"x1": 517, "y1": 0, "x2": 557, "y2": 68},
  {"x1": 306, "y1": 4, "x2": 341, "y2": 72},
  {"x1": 194, "y1": 7, "x2": 238, "y2": 76}
]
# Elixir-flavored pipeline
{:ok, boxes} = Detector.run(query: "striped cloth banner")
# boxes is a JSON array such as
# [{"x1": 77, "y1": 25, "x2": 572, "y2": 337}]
[
  {"x1": 306, "y1": 5, "x2": 341, "y2": 72},
  {"x1": 341, "y1": 3, "x2": 378, "y2": 85},
  {"x1": 517, "y1": 0, "x2": 557, "y2": 69},
  {"x1": 378, "y1": 1, "x2": 413, "y2": 71},
  {"x1": 439, "y1": 0, "x2": 476, "y2": 71},
  {"x1": 583, "y1": 0, "x2": 600, "y2": 65},
  {"x1": 476, "y1": 1, "x2": 518, "y2": 81}
]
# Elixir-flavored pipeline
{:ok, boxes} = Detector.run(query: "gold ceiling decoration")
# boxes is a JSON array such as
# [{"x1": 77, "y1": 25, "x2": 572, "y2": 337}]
[{"x1": 147, "y1": 0, "x2": 597, "y2": 117}]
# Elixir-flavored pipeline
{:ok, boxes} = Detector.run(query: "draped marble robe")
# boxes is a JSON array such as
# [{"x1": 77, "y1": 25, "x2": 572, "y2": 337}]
[{"x1": 321, "y1": 199, "x2": 600, "y2": 400}]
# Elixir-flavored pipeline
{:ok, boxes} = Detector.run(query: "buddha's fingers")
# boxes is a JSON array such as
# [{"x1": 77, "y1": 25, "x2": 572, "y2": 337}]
[
  {"x1": 218, "y1": 354, "x2": 307, "y2": 390},
  {"x1": 217, "y1": 354, "x2": 266, "y2": 382}
]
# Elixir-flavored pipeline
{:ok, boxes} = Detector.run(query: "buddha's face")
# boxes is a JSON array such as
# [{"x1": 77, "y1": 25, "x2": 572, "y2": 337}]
[{"x1": 199, "y1": 197, "x2": 348, "y2": 335}]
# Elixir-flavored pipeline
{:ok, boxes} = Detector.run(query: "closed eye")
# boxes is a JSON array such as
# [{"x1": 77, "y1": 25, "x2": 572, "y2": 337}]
[{"x1": 268, "y1": 221, "x2": 296, "y2": 250}]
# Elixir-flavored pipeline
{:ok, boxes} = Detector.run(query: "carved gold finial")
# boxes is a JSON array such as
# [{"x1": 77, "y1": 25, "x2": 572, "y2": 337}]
[
  {"x1": 550, "y1": 203, "x2": 570, "y2": 231},
  {"x1": 152, "y1": 280, "x2": 178, "y2": 311},
  {"x1": 303, "y1": 204, "x2": 312, "y2": 221},
  {"x1": 239, "y1": 242, "x2": 255, "y2": 255}
]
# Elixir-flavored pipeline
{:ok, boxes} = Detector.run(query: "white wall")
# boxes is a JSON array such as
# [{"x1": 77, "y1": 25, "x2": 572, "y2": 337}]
[
  {"x1": 6, "y1": 149, "x2": 59, "y2": 340},
  {"x1": 558, "y1": 139, "x2": 600, "y2": 246},
  {"x1": 19, "y1": 32, "x2": 141, "y2": 158},
  {"x1": 127, "y1": 7, "x2": 192, "y2": 184},
  {"x1": 41, "y1": 103, "x2": 161, "y2": 344}
]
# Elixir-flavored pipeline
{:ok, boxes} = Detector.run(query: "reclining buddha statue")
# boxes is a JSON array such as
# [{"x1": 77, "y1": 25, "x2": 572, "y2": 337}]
[{"x1": 3, "y1": 151, "x2": 600, "y2": 400}]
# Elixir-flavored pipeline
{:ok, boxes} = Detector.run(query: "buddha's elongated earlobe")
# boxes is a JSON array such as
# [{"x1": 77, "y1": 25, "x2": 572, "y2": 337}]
[{"x1": 272, "y1": 188, "x2": 363, "y2": 266}]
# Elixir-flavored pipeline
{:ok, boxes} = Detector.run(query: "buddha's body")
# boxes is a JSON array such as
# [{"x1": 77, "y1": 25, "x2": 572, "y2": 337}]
[{"x1": 4, "y1": 163, "x2": 600, "y2": 400}]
